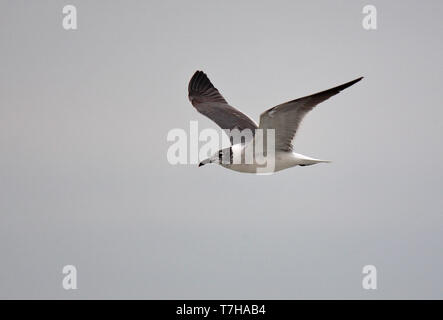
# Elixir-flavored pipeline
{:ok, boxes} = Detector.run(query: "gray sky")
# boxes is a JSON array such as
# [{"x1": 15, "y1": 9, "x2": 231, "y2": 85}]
[{"x1": 1, "y1": 0, "x2": 442, "y2": 299}]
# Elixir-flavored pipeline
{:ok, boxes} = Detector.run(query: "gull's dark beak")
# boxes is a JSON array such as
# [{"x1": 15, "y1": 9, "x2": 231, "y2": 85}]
[{"x1": 199, "y1": 159, "x2": 211, "y2": 167}]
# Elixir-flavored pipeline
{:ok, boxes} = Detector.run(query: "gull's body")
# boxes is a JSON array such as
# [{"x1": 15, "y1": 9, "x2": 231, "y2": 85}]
[
  {"x1": 214, "y1": 144, "x2": 330, "y2": 174},
  {"x1": 188, "y1": 71, "x2": 363, "y2": 174},
  {"x1": 224, "y1": 152, "x2": 330, "y2": 174}
]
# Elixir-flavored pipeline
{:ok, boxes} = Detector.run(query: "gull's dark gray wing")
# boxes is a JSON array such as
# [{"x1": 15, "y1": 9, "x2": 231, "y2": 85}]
[
  {"x1": 258, "y1": 77, "x2": 363, "y2": 152},
  {"x1": 188, "y1": 71, "x2": 258, "y2": 134}
]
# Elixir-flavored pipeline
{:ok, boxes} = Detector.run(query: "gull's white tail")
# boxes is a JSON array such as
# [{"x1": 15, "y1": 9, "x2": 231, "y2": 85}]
[{"x1": 292, "y1": 153, "x2": 331, "y2": 166}]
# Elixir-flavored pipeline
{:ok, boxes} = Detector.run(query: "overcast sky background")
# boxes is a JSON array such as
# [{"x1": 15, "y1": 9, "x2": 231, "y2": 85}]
[{"x1": 1, "y1": 0, "x2": 442, "y2": 299}]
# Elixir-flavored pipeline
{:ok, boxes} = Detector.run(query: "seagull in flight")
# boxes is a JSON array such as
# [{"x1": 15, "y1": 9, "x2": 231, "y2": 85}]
[{"x1": 189, "y1": 71, "x2": 363, "y2": 174}]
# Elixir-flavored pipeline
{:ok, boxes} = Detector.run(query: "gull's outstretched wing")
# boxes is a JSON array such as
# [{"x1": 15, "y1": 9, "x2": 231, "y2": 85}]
[
  {"x1": 258, "y1": 77, "x2": 363, "y2": 152},
  {"x1": 188, "y1": 71, "x2": 258, "y2": 135}
]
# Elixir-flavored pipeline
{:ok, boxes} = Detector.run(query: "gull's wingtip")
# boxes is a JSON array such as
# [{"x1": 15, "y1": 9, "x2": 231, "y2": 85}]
[
  {"x1": 348, "y1": 76, "x2": 364, "y2": 86},
  {"x1": 332, "y1": 76, "x2": 364, "y2": 93},
  {"x1": 352, "y1": 76, "x2": 364, "y2": 85}
]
